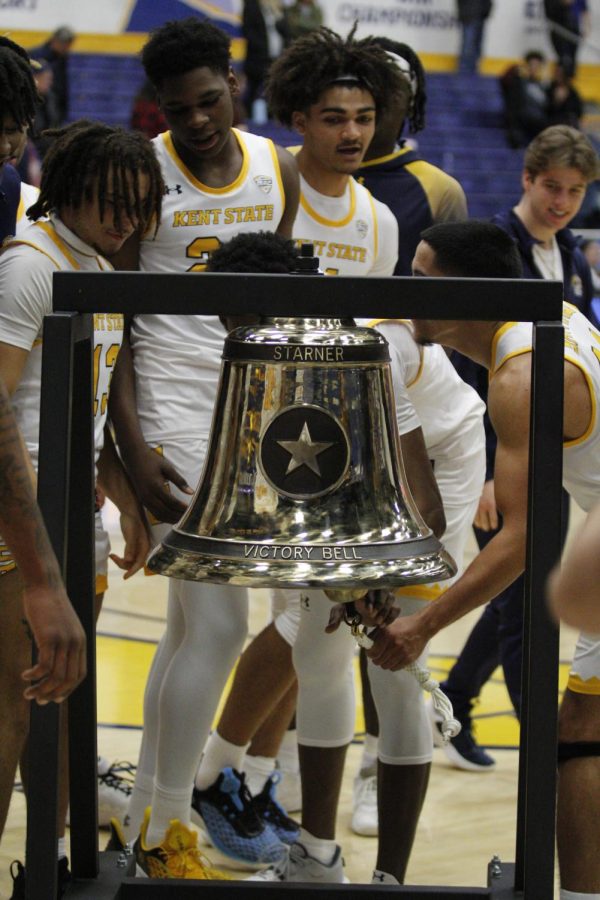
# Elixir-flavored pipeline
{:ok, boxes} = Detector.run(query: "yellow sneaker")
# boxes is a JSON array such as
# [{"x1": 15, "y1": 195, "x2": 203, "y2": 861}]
[{"x1": 134, "y1": 808, "x2": 231, "y2": 880}]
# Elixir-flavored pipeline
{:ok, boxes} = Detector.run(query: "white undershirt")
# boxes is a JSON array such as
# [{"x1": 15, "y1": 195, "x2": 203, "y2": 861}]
[{"x1": 532, "y1": 237, "x2": 564, "y2": 282}]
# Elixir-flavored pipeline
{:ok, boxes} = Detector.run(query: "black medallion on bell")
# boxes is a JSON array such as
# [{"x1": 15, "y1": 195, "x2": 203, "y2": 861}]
[{"x1": 259, "y1": 404, "x2": 350, "y2": 500}]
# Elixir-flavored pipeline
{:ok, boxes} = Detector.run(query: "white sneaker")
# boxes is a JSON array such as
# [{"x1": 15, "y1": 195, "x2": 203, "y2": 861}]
[
  {"x1": 247, "y1": 840, "x2": 349, "y2": 883},
  {"x1": 372, "y1": 869, "x2": 400, "y2": 885},
  {"x1": 351, "y1": 769, "x2": 378, "y2": 836},
  {"x1": 97, "y1": 758, "x2": 135, "y2": 828},
  {"x1": 275, "y1": 761, "x2": 301, "y2": 813},
  {"x1": 66, "y1": 757, "x2": 135, "y2": 829}
]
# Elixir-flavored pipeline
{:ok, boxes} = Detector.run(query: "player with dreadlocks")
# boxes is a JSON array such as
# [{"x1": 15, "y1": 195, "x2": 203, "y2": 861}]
[
  {"x1": 0, "y1": 120, "x2": 163, "y2": 894},
  {"x1": 266, "y1": 26, "x2": 401, "y2": 276},
  {"x1": 356, "y1": 36, "x2": 467, "y2": 276},
  {"x1": 0, "y1": 42, "x2": 39, "y2": 242}
]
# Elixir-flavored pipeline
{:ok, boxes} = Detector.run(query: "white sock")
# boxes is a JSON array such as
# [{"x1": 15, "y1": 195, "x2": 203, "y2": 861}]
[
  {"x1": 195, "y1": 731, "x2": 249, "y2": 790},
  {"x1": 57, "y1": 837, "x2": 67, "y2": 861},
  {"x1": 243, "y1": 754, "x2": 276, "y2": 796},
  {"x1": 277, "y1": 729, "x2": 299, "y2": 771},
  {"x1": 372, "y1": 869, "x2": 399, "y2": 885},
  {"x1": 359, "y1": 732, "x2": 378, "y2": 773},
  {"x1": 299, "y1": 826, "x2": 337, "y2": 864},
  {"x1": 560, "y1": 891, "x2": 600, "y2": 899},
  {"x1": 146, "y1": 782, "x2": 193, "y2": 847},
  {"x1": 123, "y1": 771, "x2": 154, "y2": 842}
]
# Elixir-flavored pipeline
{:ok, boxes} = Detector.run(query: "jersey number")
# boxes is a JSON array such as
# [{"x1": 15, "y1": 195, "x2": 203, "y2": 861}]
[
  {"x1": 93, "y1": 343, "x2": 120, "y2": 416},
  {"x1": 186, "y1": 237, "x2": 222, "y2": 272}
]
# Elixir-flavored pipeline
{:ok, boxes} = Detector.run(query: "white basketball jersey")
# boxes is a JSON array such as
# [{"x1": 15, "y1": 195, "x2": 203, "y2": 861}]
[
  {"x1": 364, "y1": 318, "x2": 486, "y2": 504},
  {"x1": 491, "y1": 302, "x2": 600, "y2": 512},
  {"x1": 293, "y1": 174, "x2": 398, "y2": 277},
  {"x1": 0, "y1": 217, "x2": 122, "y2": 469},
  {"x1": 133, "y1": 128, "x2": 287, "y2": 441}
]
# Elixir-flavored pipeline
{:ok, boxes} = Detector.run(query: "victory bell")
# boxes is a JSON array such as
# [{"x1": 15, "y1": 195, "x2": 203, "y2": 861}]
[{"x1": 147, "y1": 259, "x2": 456, "y2": 596}]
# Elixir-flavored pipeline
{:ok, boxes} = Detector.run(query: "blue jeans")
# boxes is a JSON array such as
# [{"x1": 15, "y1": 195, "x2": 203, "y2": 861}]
[{"x1": 459, "y1": 20, "x2": 485, "y2": 73}]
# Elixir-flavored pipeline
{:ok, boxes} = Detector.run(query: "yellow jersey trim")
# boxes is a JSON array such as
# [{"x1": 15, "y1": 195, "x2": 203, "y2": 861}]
[
  {"x1": 394, "y1": 583, "x2": 448, "y2": 602},
  {"x1": 162, "y1": 128, "x2": 250, "y2": 195},
  {"x1": 567, "y1": 673, "x2": 600, "y2": 696},
  {"x1": 16, "y1": 195, "x2": 24, "y2": 222},
  {"x1": 35, "y1": 221, "x2": 81, "y2": 270},
  {"x1": 358, "y1": 147, "x2": 412, "y2": 169},
  {"x1": 366, "y1": 318, "x2": 423, "y2": 386},
  {"x1": 299, "y1": 178, "x2": 356, "y2": 228},
  {"x1": 563, "y1": 354, "x2": 596, "y2": 447},
  {"x1": 489, "y1": 321, "x2": 521, "y2": 377}
]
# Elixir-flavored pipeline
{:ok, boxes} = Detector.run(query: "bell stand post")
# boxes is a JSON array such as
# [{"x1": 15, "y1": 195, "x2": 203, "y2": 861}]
[{"x1": 29, "y1": 271, "x2": 563, "y2": 899}]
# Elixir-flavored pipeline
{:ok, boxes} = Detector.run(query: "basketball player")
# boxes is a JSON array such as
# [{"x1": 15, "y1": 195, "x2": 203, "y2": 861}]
[
  {"x1": 370, "y1": 220, "x2": 600, "y2": 900},
  {"x1": 192, "y1": 29, "x2": 408, "y2": 868},
  {"x1": 548, "y1": 501, "x2": 600, "y2": 633},
  {"x1": 108, "y1": 18, "x2": 299, "y2": 877},
  {"x1": 437, "y1": 125, "x2": 600, "y2": 773},
  {"x1": 0, "y1": 120, "x2": 162, "y2": 889},
  {"x1": 266, "y1": 27, "x2": 402, "y2": 276}
]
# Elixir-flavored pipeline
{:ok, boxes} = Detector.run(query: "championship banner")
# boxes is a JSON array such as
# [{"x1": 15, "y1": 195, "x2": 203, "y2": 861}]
[{"x1": 2, "y1": 0, "x2": 600, "y2": 66}]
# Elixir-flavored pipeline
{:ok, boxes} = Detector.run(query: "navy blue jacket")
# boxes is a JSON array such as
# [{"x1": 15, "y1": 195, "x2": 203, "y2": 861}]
[
  {"x1": 492, "y1": 207, "x2": 598, "y2": 328},
  {"x1": 0, "y1": 164, "x2": 20, "y2": 244}
]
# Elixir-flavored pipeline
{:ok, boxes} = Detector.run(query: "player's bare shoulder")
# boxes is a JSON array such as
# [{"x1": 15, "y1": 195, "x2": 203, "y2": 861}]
[{"x1": 488, "y1": 354, "x2": 532, "y2": 447}]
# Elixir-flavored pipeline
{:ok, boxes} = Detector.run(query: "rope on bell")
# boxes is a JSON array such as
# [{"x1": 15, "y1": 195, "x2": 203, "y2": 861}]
[
  {"x1": 404, "y1": 661, "x2": 461, "y2": 742},
  {"x1": 348, "y1": 617, "x2": 461, "y2": 744}
]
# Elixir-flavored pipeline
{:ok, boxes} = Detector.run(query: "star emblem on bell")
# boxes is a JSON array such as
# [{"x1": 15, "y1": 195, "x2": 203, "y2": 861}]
[
  {"x1": 259, "y1": 404, "x2": 350, "y2": 500},
  {"x1": 277, "y1": 421, "x2": 334, "y2": 476}
]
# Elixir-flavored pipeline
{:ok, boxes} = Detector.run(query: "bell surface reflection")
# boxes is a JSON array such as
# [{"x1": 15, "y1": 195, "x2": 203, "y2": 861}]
[{"x1": 147, "y1": 318, "x2": 456, "y2": 593}]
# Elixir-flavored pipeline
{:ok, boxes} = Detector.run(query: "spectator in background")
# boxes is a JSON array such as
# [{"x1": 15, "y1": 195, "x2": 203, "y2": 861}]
[
  {"x1": 30, "y1": 59, "x2": 61, "y2": 158},
  {"x1": 546, "y1": 59, "x2": 583, "y2": 129},
  {"x1": 30, "y1": 26, "x2": 75, "y2": 124},
  {"x1": 242, "y1": 0, "x2": 289, "y2": 118},
  {"x1": 544, "y1": 0, "x2": 590, "y2": 75},
  {"x1": 455, "y1": 0, "x2": 493, "y2": 74},
  {"x1": 130, "y1": 78, "x2": 167, "y2": 140},
  {"x1": 286, "y1": 0, "x2": 323, "y2": 42},
  {"x1": 499, "y1": 50, "x2": 548, "y2": 148}
]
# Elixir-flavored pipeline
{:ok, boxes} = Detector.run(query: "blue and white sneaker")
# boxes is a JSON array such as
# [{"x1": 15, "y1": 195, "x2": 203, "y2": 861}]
[
  {"x1": 191, "y1": 767, "x2": 286, "y2": 868},
  {"x1": 251, "y1": 772, "x2": 300, "y2": 845}
]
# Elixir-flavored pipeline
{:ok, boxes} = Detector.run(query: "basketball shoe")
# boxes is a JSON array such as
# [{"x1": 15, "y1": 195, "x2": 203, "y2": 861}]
[
  {"x1": 351, "y1": 764, "x2": 378, "y2": 836},
  {"x1": 429, "y1": 701, "x2": 496, "y2": 771},
  {"x1": 133, "y1": 808, "x2": 231, "y2": 880},
  {"x1": 66, "y1": 757, "x2": 135, "y2": 828},
  {"x1": 191, "y1": 767, "x2": 285, "y2": 867},
  {"x1": 10, "y1": 857, "x2": 71, "y2": 899},
  {"x1": 250, "y1": 772, "x2": 300, "y2": 844},
  {"x1": 247, "y1": 840, "x2": 349, "y2": 883}
]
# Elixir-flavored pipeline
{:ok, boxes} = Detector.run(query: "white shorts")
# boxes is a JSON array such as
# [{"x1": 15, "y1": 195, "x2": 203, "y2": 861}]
[{"x1": 568, "y1": 632, "x2": 600, "y2": 695}]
